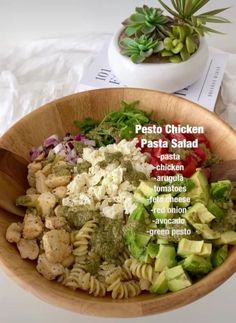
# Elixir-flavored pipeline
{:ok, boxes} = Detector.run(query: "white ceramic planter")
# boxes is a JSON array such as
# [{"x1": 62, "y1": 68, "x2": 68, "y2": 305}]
[{"x1": 108, "y1": 28, "x2": 209, "y2": 93}]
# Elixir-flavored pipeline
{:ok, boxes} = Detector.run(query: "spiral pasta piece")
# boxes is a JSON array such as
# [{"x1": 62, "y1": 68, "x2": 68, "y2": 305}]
[
  {"x1": 57, "y1": 268, "x2": 70, "y2": 284},
  {"x1": 107, "y1": 278, "x2": 141, "y2": 299},
  {"x1": 98, "y1": 262, "x2": 133, "y2": 286},
  {"x1": 63, "y1": 264, "x2": 106, "y2": 297},
  {"x1": 72, "y1": 219, "x2": 98, "y2": 258},
  {"x1": 124, "y1": 258, "x2": 154, "y2": 282}
]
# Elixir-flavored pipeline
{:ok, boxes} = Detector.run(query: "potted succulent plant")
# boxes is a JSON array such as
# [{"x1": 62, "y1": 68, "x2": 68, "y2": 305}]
[{"x1": 108, "y1": 0, "x2": 230, "y2": 93}]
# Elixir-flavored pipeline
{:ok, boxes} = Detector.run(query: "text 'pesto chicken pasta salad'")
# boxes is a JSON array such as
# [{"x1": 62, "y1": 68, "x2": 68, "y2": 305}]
[{"x1": 6, "y1": 101, "x2": 236, "y2": 299}]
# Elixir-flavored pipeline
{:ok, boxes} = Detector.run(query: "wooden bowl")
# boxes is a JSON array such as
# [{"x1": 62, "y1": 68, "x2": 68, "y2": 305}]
[{"x1": 0, "y1": 88, "x2": 235, "y2": 317}]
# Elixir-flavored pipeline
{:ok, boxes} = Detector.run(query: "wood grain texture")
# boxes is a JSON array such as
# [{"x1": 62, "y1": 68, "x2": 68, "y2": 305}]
[{"x1": 0, "y1": 88, "x2": 236, "y2": 317}]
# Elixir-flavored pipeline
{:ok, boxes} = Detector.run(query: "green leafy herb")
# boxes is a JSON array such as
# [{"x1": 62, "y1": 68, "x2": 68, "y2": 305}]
[
  {"x1": 74, "y1": 117, "x2": 98, "y2": 134},
  {"x1": 74, "y1": 101, "x2": 151, "y2": 146}
]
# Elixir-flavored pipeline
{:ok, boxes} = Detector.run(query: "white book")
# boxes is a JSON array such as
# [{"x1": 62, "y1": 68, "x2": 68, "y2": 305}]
[{"x1": 80, "y1": 39, "x2": 227, "y2": 112}]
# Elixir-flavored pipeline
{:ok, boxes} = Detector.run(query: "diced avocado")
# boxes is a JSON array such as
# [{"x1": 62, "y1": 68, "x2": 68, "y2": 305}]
[
  {"x1": 126, "y1": 231, "x2": 151, "y2": 260},
  {"x1": 147, "y1": 243, "x2": 159, "y2": 259},
  {"x1": 165, "y1": 265, "x2": 192, "y2": 292},
  {"x1": 183, "y1": 202, "x2": 215, "y2": 225},
  {"x1": 187, "y1": 170, "x2": 209, "y2": 205},
  {"x1": 174, "y1": 193, "x2": 191, "y2": 208},
  {"x1": 210, "y1": 180, "x2": 233, "y2": 200},
  {"x1": 193, "y1": 223, "x2": 220, "y2": 240},
  {"x1": 207, "y1": 199, "x2": 225, "y2": 221},
  {"x1": 135, "y1": 232, "x2": 151, "y2": 248},
  {"x1": 182, "y1": 254, "x2": 212, "y2": 274},
  {"x1": 128, "y1": 204, "x2": 149, "y2": 224},
  {"x1": 129, "y1": 242, "x2": 144, "y2": 260},
  {"x1": 214, "y1": 231, "x2": 236, "y2": 245},
  {"x1": 16, "y1": 194, "x2": 38, "y2": 207},
  {"x1": 138, "y1": 249, "x2": 152, "y2": 264},
  {"x1": 198, "y1": 243, "x2": 212, "y2": 257},
  {"x1": 165, "y1": 264, "x2": 184, "y2": 280},
  {"x1": 157, "y1": 238, "x2": 169, "y2": 245},
  {"x1": 134, "y1": 190, "x2": 150, "y2": 206},
  {"x1": 149, "y1": 270, "x2": 168, "y2": 294},
  {"x1": 155, "y1": 245, "x2": 177, "y2": 272},
  {"x1": 177, "y1": 238, "x2": 204, "y2": 257},
  {"x1": 138, "y1": 181, "x2": 157, "y2": 198},
  {"x1": 211, "y1": 245, "x2": 228, "y2": 267},
  {"x1": 152, "y1": 194, "x2": 173, "y2": 219}
]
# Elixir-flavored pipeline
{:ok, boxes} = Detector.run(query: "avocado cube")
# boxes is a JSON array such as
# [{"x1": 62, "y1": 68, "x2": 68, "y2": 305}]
[
  {"x1": 193, "y1": 223, "x2": 220, "y2": 240},
  {"x1": 165, "y1": 265, "x2": 192, "y2": 292},
  {"x1": 174, "y1": 193, "x2": 191, "y2": 208},
  {"x1": 207, "y1": 199, "x2": 225, "y2": 221},
  {"x1": 134, "y1": 190, "x2": 150, "y2": 206},
  {"x1": 147, "y1": 243, "x2": 159, "y2": 259},
  {"x1": 198, "y1": 243, "x2": 212, "y2": 257},
  {"x1": 129, "y1": 243, "x2": 145, "y2": 260},
  {"x1": 135, "y1": 232, "x2": 151, "y2": 248},
  {"x1": 157, "y1": 238, "x2": 169, "y2": 245},
  {"x1": 152, "y1": 193, "x2": 173, "y2": 219},
  {"x1": 183, "y1": 202, "x2": 215, "y2": 225},
  {"x1": 182, "y1": 254, "x2": 212, "y2": 274},
  {"x1": 155, "y1": 245, "x2": 177, "y2": 272},
  {"x1": 187, "y1": 170, "x2": 209, "y2": 205},
  {"x1": 211, "y1": 245, "x2": 228, "y2": 267},
  {"x1": 214, "y1": 231, "x2": 236, "y2": 245},
  {"x1": 128, "y1": 204, "x2": 149, "y2": 223},
  {"x1": 165, "y1": 265, "x2": 184, "y2": 280},
  {"x1": 149, "y1": 270, "x2": 168, "y2": 294},
  {"x1": 138, "y1": 181, "x2": 157, "y2": 198},
  {"x1": 177, "y1": 238, "x2": 204, "y2": 257},
  {"x1": 210, "y1": 180, "x2": 233, "y2": 200}
]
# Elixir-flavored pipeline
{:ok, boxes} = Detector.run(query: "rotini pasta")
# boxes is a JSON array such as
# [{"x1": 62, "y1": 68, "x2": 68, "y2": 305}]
[
  {"x1": 63, "y1": 264, "x2": 106, "y2": 296},
  {"x1": 107, "y1": 278, "x2": 141, "y2": 299},
  {"x1": 72, "y1": 219, "x2": 98, "y2": 258},
  {"x1": 124, "y1": 258, "x2": 154, "y2": 283}
]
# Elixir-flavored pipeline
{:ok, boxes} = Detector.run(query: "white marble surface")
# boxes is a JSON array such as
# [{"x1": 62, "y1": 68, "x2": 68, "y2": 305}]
[{"x1": 0, "y1": 1, "x2": 235, "y2": 322}]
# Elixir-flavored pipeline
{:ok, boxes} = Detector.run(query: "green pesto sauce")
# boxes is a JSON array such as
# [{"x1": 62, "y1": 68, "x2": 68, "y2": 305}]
[
  {"x1": 73, "y1": 141, "x2": 87, "y2": 154},
  {"x1": 82, "y1": 252, "x2": 101, "y2": 275},
  {"x1": 123, "y1": 220, "x2": 147, "y2": 236},
  {"x1": 122, "y1": 160, "x2": 147, "y2": 186},
  {"x1": 91, "y1": 217, "x2": 125, "y2": 264},
  {"x1": 76, "y1": 161, "x2": 92, "y2": 174},
  {"x1": 65, "y1": 207, "x2": 99, "y2": 229},
  {"x1": 52, "y1": 164, "x2": 71, "y2": 176},
  {"x1": 212, "y1": 209, "x2": 236, "y2": 232},
  {"x1": 98, "y1": 153, "x2": 146, "y2": 186}
]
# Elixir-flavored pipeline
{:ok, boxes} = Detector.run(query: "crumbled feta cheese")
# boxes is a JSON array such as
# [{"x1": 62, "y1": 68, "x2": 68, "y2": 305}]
[{"x1": 62, "y1": 139, "x2": 153, "y2": 219}]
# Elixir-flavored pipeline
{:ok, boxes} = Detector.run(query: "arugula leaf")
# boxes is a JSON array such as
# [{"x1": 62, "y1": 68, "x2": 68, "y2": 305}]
[
  {"x1": 74, "y1": 117, "x2": 98, "y2": 134},
  {"x1": 74, "y1": 100, "x2": 151, "y2": 146}
]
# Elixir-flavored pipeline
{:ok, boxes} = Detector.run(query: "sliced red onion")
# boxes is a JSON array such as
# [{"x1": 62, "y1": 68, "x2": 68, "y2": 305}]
[
  {"x1": 81, "y1": 138, "x2": 96, "y2": 146},
  {"x1": 29, "y1": 146, "x2": 44, "y2": 161},
  {"x1": 43, "y1": 134, "x2": 59, "y2": 148},
  {"x1": 53, "y1": 143, "x2": 63, "y2": 154},
  {"x1": 30, "y1": 132, "x2": 96, "y2": 163},
  {"x1": 63, "y1": 133, "x2": 74, "y2": 142}
]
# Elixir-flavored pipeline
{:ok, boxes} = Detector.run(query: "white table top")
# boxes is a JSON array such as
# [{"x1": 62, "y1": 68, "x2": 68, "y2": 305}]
[{"x1": 0, "y1": 1, "x2": 235, "y2": 322}]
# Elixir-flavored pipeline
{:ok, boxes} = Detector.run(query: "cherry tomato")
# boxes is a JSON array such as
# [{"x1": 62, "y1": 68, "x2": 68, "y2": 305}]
[
  {"x1": 168, "y1": 133, "x2": 186, "y2": 141},
  {"x1": 184, "y1": 133, "x2": 196, "y2": 141},
  {"x1": 192, "y1": 146, "x2": 206, "y2": 162},
  {"x1": 195, "y1": 134, "x2": 210, "y2": 148},
  {"x1": 181, "y1": 155, "x2": 198, "y2": 177},
  {"x1": 149, "y1": 156, "x2": 160, "y2": 167},
  {"x1": 151, "y1": 145, "x2": 169, "y2": 159}
]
